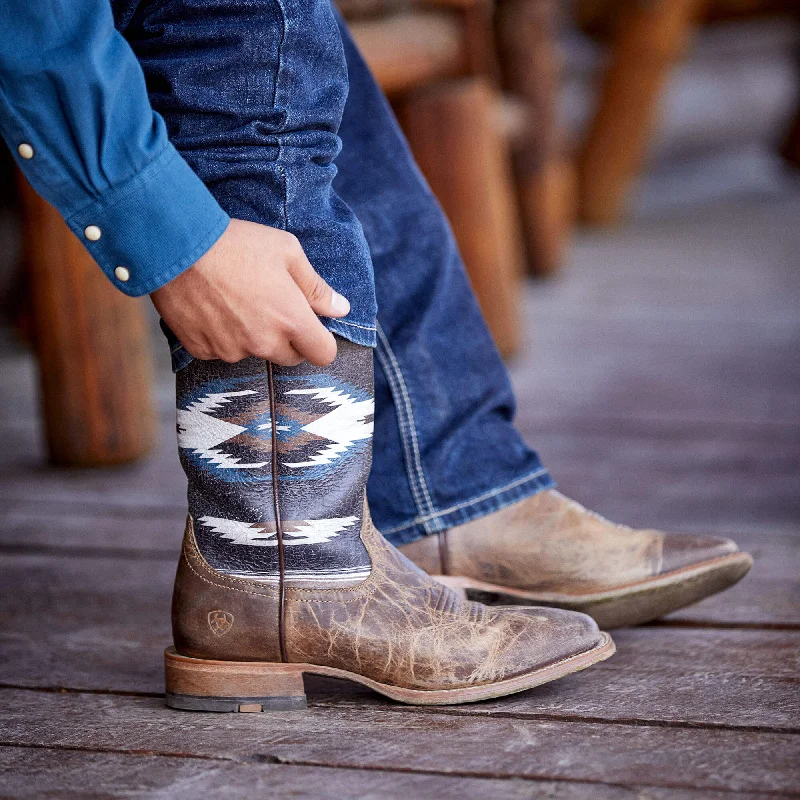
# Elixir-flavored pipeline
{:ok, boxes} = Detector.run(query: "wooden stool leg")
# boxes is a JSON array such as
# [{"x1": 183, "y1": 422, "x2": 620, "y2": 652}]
[
  {"x1": 578, "y1": 0, "x2": 705, "y2": 227},
  {"x1": 496, "y1": 0, "x2": 575, "y2": 277},
  {"x1": 17, "y1": 176, "x2": 155, "y2": 466},
  {"x1": 399, "y1": 78, "x2": 523, "y2": 357}
]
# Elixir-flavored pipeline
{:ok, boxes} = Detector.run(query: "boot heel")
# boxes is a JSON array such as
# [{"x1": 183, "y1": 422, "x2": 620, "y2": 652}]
[{"x1": 164, "y1": 647, "x2": 307, "y2": 712}]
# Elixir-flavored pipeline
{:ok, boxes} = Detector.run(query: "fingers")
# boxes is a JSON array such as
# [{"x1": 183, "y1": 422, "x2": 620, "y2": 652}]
[
  {"x1": 189, "y1": 339, "x2": 306, "y2": 367},
  {"x1": 154, "y1": 223, "x2": 346, "y2": 370},
  {"x1": 290, "y1": 310, "x2": 338, "y2": 366},
  {"x1": 261, "y1": 341, "x2": 305, "y2": 367},
  {"x1": 287, "y1": 241, "x2": 351, "y2": 319}
]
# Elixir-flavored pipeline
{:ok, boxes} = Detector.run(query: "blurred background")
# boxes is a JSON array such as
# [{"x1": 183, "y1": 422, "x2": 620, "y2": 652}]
[{"x1": 0, "y1": 0, "x2": 797, "y2": 535}]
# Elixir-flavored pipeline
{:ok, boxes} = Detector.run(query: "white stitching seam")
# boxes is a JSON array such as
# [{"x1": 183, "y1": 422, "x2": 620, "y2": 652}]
[
  {"x1": 333, "y1": 319, "x2": 377, "y2": 332},
  {"x1": 375, "y1": 324, "x2": 437, "y2": 524}
]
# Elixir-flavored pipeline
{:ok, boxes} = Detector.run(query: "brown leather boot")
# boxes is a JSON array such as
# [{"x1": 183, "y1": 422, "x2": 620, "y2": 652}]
[
  {"x1": 166, "y1": 501, "x2": 614, "y2": 710},
  {"x1": 399, "y1": 490, "x2": 753, "y2": 628},
  {"x1": 165, "y1": 341, "x2": 614, "y2": 710}
]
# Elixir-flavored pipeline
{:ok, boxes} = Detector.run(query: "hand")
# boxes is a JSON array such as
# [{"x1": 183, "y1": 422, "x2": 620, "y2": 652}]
[{"x1": 150, "y1": 219, "x2": 350, "y2": 366}]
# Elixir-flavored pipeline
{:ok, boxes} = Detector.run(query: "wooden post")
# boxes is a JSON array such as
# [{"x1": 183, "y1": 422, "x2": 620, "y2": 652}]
[
  {"x1": 577, "y1": 0, "x2": 705, "y2": 227},
  {"x1": 17, "y1": 175, "x2": 155, "y2": 466},
  {"x1": 496, "y1": 0, "x2": 575, "y2": 276},
  {"x1": 399, "y1": 78, "x2": 524, "y2": 357},
  {"x1": 781, "y1": 100, "x2": 800, "y2": 168}
]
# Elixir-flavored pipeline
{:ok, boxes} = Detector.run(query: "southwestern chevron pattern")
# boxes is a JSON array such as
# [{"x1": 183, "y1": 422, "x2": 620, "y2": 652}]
[{"x1": 174, "y1": 338, "x2": 375, "y2": 585}]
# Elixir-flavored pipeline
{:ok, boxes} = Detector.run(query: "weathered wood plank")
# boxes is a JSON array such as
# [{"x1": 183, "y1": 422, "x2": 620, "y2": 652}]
[
  {"x1": 0, "y1": 746, "x2": 784, "y2": 800},
  {"x1": 1, "y1": 689, "x2": 798, "y2": 793},
  {"x1": 1, "y1": 554, "x2": 798, "y2": 731},
  {"x1": 511, "y1": 316, "x2": 800, "y2": 429},
  {"x1": 524, "y1": 429, "x2": 800, "y2": 532},
  {"x1": 537, "y1": 196, "x2": 800, "y2": 318},
  {"x1": 0, "y1": 501, "x2": 184, "y2": 555}
]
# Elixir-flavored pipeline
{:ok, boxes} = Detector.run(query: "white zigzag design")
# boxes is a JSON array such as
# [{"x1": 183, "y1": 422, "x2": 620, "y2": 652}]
[
  {"x1": 284, "y1": 387, "x2": 373, "y2": 468},
  {"x1": 199, "y1": 515, "x2": 359, "y2": 546},
  {"x1": 178, "y1": 390, "x2": 268, "y2": 469}
]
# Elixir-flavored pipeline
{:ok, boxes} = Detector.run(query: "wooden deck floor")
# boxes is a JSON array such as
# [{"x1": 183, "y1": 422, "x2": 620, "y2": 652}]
[{"x1": 1, "y1": 190, "x2": 799, "y2": 798}]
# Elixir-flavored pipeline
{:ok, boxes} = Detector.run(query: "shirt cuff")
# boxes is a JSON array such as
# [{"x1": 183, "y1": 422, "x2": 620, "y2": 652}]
[{"x1": 64, "y1": 143, "x2": 230, "y2": 296}]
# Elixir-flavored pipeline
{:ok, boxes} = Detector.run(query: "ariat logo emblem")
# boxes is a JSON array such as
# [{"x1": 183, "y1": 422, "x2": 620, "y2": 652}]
[{"x1": 207, "y1": 610, "x2": 234, "y2": 636}]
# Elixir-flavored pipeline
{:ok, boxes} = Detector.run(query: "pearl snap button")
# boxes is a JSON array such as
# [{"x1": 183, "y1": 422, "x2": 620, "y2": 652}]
[
  {"x1": 17, "y1": 143, "x2": 34, "y2": 159},
  {"x1": 84, "y1": 225, "x2": 102, "y2": 241},
  {"x1": 114, "y1": 266, "x2": 130, "y2": 282}
]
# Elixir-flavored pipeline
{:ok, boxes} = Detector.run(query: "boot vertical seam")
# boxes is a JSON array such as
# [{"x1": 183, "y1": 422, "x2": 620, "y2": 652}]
[
  {"x1": 438, "y1": 530, "x2": 450, "y2": 576},
  {"x1": 267, "y1": 362, "x2": 289, "y2": 664}
]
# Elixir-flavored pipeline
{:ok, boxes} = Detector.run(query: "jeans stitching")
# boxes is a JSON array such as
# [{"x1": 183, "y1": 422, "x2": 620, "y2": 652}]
[
  {"x1": 380, "y1": 467, "x2": 550, "y2": 535},
  {"x1": 374, "y1": 342, "x2": 428, "y2": 518},
  {"x1": 272, "y1": 0, "x2": 288, "y2": 111},
  {"x1": 376, "y1": 325, "x2": 436, "y2": 517},
  {"x1": 274, "y1": 0, "x2": 288, "y2": 232},
  {"x1": 334, "y1": 319, "x2": 377, "y2": 331},
  {"x1": 375, "y1": 324, "x2": 436, "y2": 521}
]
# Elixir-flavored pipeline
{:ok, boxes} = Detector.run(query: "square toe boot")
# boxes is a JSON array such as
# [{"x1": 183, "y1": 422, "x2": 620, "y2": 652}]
[
  {"x1": 399, "y1": 490, "x2": 753, "y2": 629},
  {"x1": 165, "y1": 340, "x2": 614, "y2": 710}
]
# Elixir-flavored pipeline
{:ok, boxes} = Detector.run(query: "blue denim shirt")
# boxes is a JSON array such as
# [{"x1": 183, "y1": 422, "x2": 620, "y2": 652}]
[{"x1": 0, "y1": 0, "x2": 230, "y2": 296}]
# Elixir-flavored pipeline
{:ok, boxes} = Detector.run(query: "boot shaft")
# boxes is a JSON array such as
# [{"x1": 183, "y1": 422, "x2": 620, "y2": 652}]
[{"x1": 175, "y1": 338, "x2": 375, "y2": 586}]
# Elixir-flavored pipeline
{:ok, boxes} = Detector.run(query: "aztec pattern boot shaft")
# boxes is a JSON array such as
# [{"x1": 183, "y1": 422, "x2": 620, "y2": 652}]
[{"x1": 176, "y1": 338, "x2": 373, "y2": 586}]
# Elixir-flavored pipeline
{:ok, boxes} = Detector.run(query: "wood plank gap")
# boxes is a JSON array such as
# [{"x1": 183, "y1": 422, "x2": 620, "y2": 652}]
[
  {"x1": 0, "y1": 544, "x2": 177, "y2": 560},
  {"x1": 0, "y1": 493, "x2": 186, "y2": 516},
  {"x1": 648, "y1": 620, "x2": 800, "y2": 632},
  {"x1": 0, "y1": 683, "x2": 163, "y2": 700},
  {"x1": 0, "y1": 740, "x2": 229, "y2": 764},
  {"x1": 321, "y1": 703, "x2": 800, "y2": 736},
  {"x1": 515, "y1": 415, "x2": 800, "y2": 440}
]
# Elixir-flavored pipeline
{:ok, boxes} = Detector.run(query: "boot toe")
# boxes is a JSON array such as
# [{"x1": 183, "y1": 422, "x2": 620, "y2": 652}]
[
  {"x1": 496, "y1": 605, "x2": 604, "y2": 677},
  {"x1": 659, "y1": 532, "x2": 739, "y2": 575}
]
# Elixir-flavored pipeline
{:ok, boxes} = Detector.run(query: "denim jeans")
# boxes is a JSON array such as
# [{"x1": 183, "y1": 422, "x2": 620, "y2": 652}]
[{"x1": 114, "y1": 0, "x2": 554, "y2": 546}]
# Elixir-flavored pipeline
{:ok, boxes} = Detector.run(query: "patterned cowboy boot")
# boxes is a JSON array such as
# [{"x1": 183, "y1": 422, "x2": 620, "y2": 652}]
[
  {"x1": 165, "y1": 339, "x2": 615, "y2": 711},
  {"x1": 400, "y1": 490, "x2": 753, "y2": 628}
]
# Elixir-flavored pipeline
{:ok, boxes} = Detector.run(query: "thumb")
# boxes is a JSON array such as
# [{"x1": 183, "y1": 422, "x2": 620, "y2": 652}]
[{"x1": 290, "y1": 251, "x2": 351, "y2": 319}]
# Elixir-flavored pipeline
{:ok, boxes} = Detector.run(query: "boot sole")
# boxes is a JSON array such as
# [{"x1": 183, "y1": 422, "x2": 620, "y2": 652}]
[
  {"x1": 164, "y1": 633, "x2": 615, "y2": 711},
  {"x1": 434, "y1": 552, "x2": 754, "y2": 628}
]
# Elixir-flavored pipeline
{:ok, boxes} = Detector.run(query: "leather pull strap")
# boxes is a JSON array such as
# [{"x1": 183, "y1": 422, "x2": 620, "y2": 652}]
[
  {"x1": 267, "y1": 362, "x2": 289, "y2": 663},
  {"x1": 438, "y1": 530, "x2": 451, "y2": 576}
]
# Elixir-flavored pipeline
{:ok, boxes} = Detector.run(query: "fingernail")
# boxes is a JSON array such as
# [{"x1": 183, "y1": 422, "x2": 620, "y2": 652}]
[{"x1": 331, "y1": 290, "x2": 350, "y2": 315}]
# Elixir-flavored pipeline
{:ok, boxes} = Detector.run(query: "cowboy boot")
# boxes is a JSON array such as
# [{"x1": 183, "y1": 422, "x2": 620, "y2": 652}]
[
  {"x1": 399, "y1": 490, "x2": 753, "y2": 628},
  {"x1": 164, "y1": 339, "x2": 614, "y2": 710}
]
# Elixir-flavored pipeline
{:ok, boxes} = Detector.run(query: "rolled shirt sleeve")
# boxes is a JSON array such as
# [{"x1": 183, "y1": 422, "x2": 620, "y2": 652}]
[{"x1": 0, "y1": 0, "x2": 230, "y2": 295}]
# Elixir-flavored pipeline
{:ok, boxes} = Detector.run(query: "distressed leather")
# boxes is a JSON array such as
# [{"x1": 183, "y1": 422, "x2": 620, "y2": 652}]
[
  {"x1": 172, "y1": 497, "x2": 603, "y2": 690},
  {"x1": 400, "y1": 490, "x2": 739, "y2": 594}
]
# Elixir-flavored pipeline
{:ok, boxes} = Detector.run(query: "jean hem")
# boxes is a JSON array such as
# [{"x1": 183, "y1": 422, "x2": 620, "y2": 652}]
[
  {"x1": 381, "y1": 468, "x2": 556, "y2": 547},
  {"x1": 325, "y1": 317, "x2": 377, "y2": 348}
]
